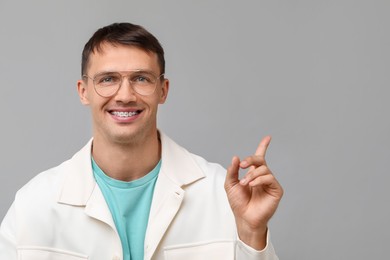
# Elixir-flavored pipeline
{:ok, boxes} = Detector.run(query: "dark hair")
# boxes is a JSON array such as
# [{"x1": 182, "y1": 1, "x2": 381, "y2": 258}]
[{"x1": 81, "y1": 22, "x2": 165, "y2": 76}]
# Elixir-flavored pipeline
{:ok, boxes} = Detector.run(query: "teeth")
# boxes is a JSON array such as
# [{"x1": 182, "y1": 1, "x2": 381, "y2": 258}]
[{"x1": 112, "y1": 111, "x2": 138, "y2": 117}]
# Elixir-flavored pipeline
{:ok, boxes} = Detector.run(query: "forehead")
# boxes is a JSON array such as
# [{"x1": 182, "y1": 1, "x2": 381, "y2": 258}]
[{"x1": 87, "y1": 43, "x2": 159, "y2": 74}]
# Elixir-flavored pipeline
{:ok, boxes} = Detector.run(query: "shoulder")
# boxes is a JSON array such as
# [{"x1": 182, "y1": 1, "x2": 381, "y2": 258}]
[
  {"x1": 13, "y1": 139, "x2": 92, "y2": 205},
  {"x1": 14, "y1": 159, "x2": 70, "y2": 207}
]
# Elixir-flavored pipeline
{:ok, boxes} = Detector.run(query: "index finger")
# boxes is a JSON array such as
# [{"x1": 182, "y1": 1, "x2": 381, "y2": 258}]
[
  {"x1": 254, "y1": 135, "x2": 272, "y2": 157},
  {"x1": 240, "y1": 135, "x2": 272, "y2": 171}
]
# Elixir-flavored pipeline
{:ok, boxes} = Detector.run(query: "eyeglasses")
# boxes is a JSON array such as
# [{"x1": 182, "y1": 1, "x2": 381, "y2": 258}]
[{"x1": 83, "y1": 70, "x2": 164, "y2": 97}]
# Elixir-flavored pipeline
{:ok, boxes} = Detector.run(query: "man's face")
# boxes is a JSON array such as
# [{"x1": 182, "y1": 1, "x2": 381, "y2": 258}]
[{"x1": 77, "y1": 43, "x2": 169, "y2": 145}]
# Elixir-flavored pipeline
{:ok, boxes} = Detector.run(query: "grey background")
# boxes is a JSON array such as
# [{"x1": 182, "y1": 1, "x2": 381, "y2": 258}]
[{"x1": 0, "y1": 0, "x2": 389, "y2": 259}]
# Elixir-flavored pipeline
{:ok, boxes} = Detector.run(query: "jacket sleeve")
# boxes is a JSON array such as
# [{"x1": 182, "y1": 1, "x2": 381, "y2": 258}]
[
  {"x1": 235, "y1": 231, "x2": 279, "y2": 260},
  {"x1": 0, "y1": 203, "x2": 18, "y2": 259}
]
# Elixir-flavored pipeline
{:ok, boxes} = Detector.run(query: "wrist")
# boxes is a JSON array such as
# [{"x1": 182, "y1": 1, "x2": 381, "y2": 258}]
[{"x1": 237, "y1": 222, "x2": 268, "y2": 250}]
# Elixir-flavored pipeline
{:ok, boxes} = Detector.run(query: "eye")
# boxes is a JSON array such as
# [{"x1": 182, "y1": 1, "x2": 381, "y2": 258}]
[
  {"x1": 131, "y1": 73, "x2": 154, "y2": 84},
  {"x1": 102, "y1": 77, "x2": 113, "y2": 83},
  {"x1": 96, "y1": 74, "x2": 120, "y2": 85},
  {"x1": 136, "y1": 76, "x2": 147, "y2": 82}
]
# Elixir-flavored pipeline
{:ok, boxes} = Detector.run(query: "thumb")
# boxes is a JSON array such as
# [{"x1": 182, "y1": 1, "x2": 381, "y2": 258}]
[{"x1": 225, "y1": 156, "x2": 240, "y2": 190}]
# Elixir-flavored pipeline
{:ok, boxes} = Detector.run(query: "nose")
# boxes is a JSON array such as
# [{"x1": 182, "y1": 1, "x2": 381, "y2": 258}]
[{"x1": 113, "y1": 79, "x2": 137, "y2": 103}]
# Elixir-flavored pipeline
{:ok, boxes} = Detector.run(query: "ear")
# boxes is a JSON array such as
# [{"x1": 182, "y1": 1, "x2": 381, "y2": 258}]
[
  {"x1": 159, "y1": 78, "x2": 169, "y2": 104},
  {"x1": 77, "y1": 79, "x2": 90, "y2": 105}
]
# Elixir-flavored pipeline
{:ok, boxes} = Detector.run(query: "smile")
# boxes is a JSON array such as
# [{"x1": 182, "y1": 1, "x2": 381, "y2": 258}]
[{"x1": 110, "y1": 111, "x2": 140, "y2": 118}]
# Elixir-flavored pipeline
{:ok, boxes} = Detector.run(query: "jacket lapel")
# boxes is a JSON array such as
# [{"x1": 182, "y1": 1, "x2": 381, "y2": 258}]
[
  {"x1": 84, "y1": 184, "x2": 116, "y2": 229},
  {"x1": 144, "y1": 133, "x2": 205, "y2": 260},
  {"x1": 57, "y1": 139, "x2": 116, "y2": 230},
  {"x1": 144, "y1": 172, "x2": 185, "y2": 260}
]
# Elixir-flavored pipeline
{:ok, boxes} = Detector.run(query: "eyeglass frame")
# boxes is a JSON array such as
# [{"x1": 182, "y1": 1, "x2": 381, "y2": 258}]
[{"x1": 82, "y1": 69, "x2": 165, "y2": 97}]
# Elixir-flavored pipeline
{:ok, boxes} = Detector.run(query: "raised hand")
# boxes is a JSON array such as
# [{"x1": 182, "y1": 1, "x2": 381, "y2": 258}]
[{"x1": 224, "y1": 136, "x2": 283, "y2": 250}]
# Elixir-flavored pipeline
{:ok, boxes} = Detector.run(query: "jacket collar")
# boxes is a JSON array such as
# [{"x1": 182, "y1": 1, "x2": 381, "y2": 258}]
[{"x1": 159, "y1": 132, "x2": 205, "y2": 186}]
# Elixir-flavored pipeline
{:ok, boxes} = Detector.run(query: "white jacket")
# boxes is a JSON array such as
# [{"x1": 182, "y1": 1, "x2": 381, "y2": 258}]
[{"x1": 0, "y1": 133, "x2": 278, "y2": 260}]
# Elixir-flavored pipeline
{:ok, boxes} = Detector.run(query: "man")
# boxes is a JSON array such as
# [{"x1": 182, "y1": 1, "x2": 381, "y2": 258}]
[{"x1": 0, "y1": 23, "x2": 283, "y2": 259}]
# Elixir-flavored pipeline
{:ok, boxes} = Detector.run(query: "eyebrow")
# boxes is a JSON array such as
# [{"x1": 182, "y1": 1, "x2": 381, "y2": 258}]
[{"x1": 95, "y1": 69, "x2": 155, "y2": 74}]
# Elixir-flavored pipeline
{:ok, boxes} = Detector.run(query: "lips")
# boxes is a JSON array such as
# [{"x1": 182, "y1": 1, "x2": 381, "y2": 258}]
[
  {"x1": 110, "y1": 111, "x2": 140, "y2": 118},
  {"x1": 108, "y1": 109, "x2": 142, "y2": 120}
]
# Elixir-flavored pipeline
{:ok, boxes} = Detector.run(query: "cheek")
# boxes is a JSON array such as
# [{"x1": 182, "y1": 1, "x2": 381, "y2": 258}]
[
  {"x1": 89, "y1": 97, "x2": 109, "y2": 114},
  {"x1": 152, "y1": 97, "x2": 163, "y2": 109}
]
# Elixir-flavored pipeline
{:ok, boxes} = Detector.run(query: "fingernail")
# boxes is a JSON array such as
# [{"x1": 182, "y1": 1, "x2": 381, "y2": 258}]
[
  {"x1": 240, "y1": 178, "x2": 247, "y2": 185},
  {"x1": 241, "y1": 161, "x2": 248, "y2": 167}
]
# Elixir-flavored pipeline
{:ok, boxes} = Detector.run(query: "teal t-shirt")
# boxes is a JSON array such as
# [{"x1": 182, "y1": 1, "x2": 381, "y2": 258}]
[{"x1": 92, "y1": 158, "x2": 161, "y2": 260}]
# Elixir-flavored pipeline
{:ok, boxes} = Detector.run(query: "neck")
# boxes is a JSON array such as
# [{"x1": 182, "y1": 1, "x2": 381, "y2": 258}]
[{"x1": 91, "y1": 131, "x2": 161, "y2": 182}]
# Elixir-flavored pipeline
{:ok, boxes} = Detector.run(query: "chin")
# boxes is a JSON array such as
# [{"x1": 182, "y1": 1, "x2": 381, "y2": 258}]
[
  {"x1": 110, "y1": 133, "x2": 139, "y2": 145},
  {"x1": 110, "y1": 128, "x2": 152, "y2": 145}
]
